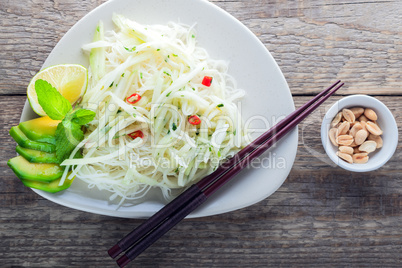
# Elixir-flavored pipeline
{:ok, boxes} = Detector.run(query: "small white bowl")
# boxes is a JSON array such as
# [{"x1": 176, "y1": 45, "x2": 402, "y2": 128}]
[{"x1": 321, "y1": 95, "x2": 398, "y2": 172}]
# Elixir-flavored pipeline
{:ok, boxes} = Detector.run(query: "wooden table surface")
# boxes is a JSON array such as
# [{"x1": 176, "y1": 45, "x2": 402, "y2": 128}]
[{"x1": 1, "y1": 0, "x2": 401, "y2": 267}]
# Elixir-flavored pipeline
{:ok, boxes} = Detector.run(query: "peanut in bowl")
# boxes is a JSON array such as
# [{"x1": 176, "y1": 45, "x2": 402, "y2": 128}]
[{"x1": 321, "y1": 95, "x2": 398, "y2": 172}]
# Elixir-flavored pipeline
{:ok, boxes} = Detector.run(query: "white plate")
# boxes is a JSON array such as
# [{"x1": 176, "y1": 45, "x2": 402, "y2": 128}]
[{"x1": 20, "y1": 0, "x2": 298, "y2": 218}]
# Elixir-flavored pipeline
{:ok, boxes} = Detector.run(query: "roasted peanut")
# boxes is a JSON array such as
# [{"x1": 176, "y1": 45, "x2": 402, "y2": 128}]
[
  {"x1": 336, "y1": 135, "x2": 354, "y2": 146},
  {"x1": 342, "y1": 108, "x2": 355, "y2": 123},
  {"x1": 339, "y1": 146, "x2": 353, "y2": 155},
  {"x1": 364, "y1": 108, "x2": 378, "y2": 121},
  {"x1": 368, "y1": 134, "x2": 383, "y2": 148},
  {"x1": 349, "y1": 122, "x2": 363, "y2": 137},
  {"x1": 359, "y1": 140, "x2": 377, "y2": 153},
  {"x1": 337, "y1": 121, "x2": 350, "y2": 136},
  {"x1": 349, "y1": 141, "x2": 358, "y2": 148},
  {"x1": 354, "y1": 129, "x2": 368, "y2": 145},
  {"x1": 350, "y1": 107, "x2": 364, "y2": 118},
  {"x1": 360, "y1": 120, "x2": 367, "y2": 131},
  {"x1": 366, "y1": 121, "x2": 383, "y2": 136},
  {"x1": 358, "y1": 115, "x2": 369, "y2": 122},
  {"x1": 329, "y1": 128, "x2": 338, "y2": 146},
  {"x1": 331, "y1": 112, "x2": 343, "y2": 127},
  {"x1": 353, "y1": 153, "x2": 369, "y2": 164},
  {"x1": 329, "y1": 106, "x2": 384, "y2": 165},
  {"x1": 336, "y1": 151, "x2": 353, "y2": 164}
]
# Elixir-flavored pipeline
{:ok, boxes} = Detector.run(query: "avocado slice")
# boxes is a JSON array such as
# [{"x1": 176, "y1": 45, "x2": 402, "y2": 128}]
[
  {"x1": 7, "y1": 156, "x2": 64, "y2": 182},
  {"x1": 9, "y1": 126, "x2": 55, "y2": 153},
  {"x1": 15, "y1": 146, "x2": 82, "y2": 164},
  {"x1": 16, "y1": 146, "x2": 58, "y2": 164},
  {"x1": 19, "y1": 116, "x2": 60, "y2": 145},
  {"x1": 20, "y1": 173, "x2": 75, "y2": 193}
]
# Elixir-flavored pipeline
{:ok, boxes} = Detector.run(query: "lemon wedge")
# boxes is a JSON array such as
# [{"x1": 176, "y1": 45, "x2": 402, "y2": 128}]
[{"x1": 27, "y1": 64, "x2": 88, "y2": 116}]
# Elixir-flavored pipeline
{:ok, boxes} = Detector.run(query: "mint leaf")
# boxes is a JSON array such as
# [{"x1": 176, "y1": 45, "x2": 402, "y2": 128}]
[
  {"x1": 71, "y1": 109, "x2": 96, "y2": 125},
  {"x1": 55, "y1": 115, "x2": 84, "y2": 163},
  {"x1": 35, "y1": 79, "x2": 72, "y2": 120}
]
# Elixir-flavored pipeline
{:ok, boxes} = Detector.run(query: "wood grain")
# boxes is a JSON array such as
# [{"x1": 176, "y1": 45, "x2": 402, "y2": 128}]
[
  {"x1": 1, "y1": 0, "x2": 401, "y2": 95},
  {"x1": 1, "y1": 95, "x2": 401, "y2": 267},
  {"x1": 0, "y1": 0, "x2": 401, "y2": 267}
]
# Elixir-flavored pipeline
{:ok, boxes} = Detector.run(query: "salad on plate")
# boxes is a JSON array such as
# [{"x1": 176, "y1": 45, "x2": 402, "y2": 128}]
[{"x1": 8, "y1": 14, "x2": 248, "y2": 206}]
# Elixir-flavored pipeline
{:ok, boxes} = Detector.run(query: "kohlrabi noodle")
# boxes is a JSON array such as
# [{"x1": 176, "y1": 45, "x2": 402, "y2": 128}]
[{"x1": 60, "y1": 14, "x2": 247, "y2": 205}]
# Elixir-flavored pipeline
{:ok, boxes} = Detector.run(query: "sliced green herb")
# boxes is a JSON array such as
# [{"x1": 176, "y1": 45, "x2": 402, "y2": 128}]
[
  {"x1": 34, "y1": 79, "x2": 72, "y2": 120},
  {"x1": 124, "y1": 46, "x2": 136, "y2": 52}
]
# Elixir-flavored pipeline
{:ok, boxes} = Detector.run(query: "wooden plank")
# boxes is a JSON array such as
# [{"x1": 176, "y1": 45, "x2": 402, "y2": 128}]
[
  {"x1": 0, "y1": 0, "x2": 401, "y2": 95},
  {"x1": 1, "y1": 95, "x2": 400, "y2": 266}
]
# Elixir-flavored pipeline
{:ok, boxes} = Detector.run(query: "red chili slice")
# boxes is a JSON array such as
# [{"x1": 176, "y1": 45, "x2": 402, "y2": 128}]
[
  {"x1": 202, "y1": 76, "x2": 213, "y2": 87},
  {"x1": 188, "y1": 115, "x2": 201, "y2": 125},
  {"x1": 126, "y1": 93, "x2": 141, "y2": 104},
  {"x1": 128, "y1": 130, "x2": 144, "y2": 139}
]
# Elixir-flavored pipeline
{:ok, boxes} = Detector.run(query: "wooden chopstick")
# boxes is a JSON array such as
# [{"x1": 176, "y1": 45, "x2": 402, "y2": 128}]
[
  {"x1": 109, "y1": 81, "x2": 344, "y2": 267},
  {"x1": 108, "y1": 80, "x2": 342, "y2": 259},
  {"x1": 196, "y1": 80, "x2": 343, "y2": 191}
]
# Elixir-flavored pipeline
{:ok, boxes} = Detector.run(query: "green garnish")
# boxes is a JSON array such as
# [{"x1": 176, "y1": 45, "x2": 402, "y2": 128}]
[
  {"x1": 34, "y1": 80, "x2": 72, "y2": 120},
  {"x1": 172, "y1": 123, "x2": 177, "y2": 131},
  {"x1": 35, "y1": 79, "x2": 96, "y2": 163},
  {"x1": 217, "y1": 104, "x2": 224, "y2": 108},
  {"x1": 124, "y1": 46, "x2": 136, "y2": 52},
  {"x1": 166, "y1": 91, "x2": 172, "y2": 97}
]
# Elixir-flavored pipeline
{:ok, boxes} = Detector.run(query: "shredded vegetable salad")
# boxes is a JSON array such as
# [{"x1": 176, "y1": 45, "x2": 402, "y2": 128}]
[{"x1": 59, "y1": 14, "x2": 247, "y2": 205}]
